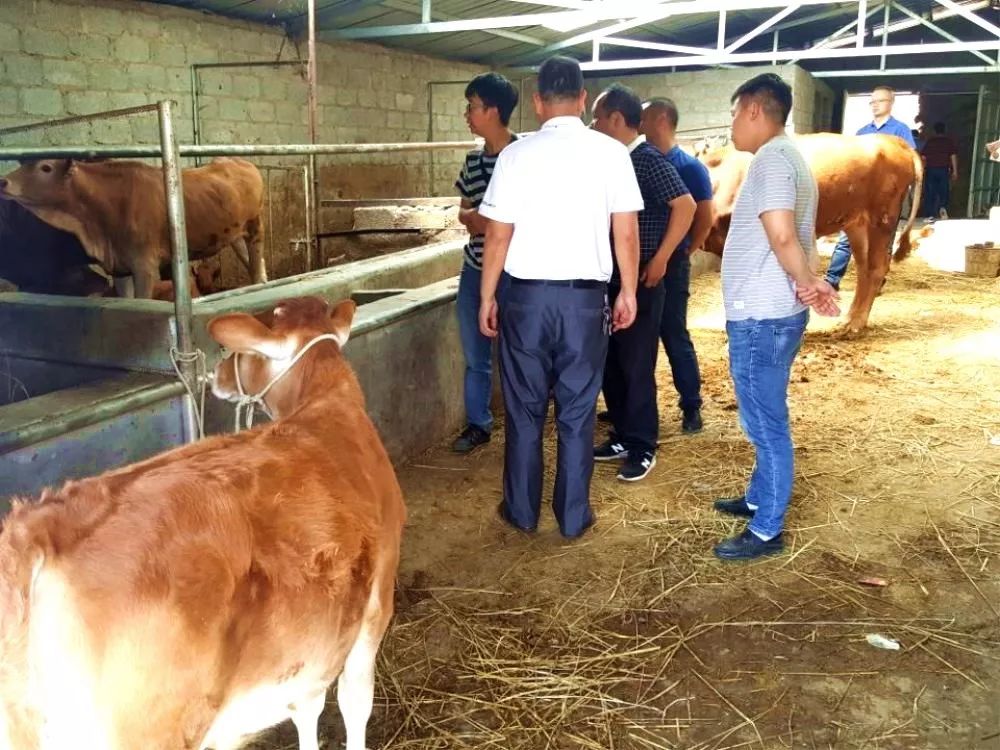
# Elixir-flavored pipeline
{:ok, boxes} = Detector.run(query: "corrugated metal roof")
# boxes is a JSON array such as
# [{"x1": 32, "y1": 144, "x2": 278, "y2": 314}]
[{"x1": 145, "y1": 0, "x2": 1000, "y2": 74}]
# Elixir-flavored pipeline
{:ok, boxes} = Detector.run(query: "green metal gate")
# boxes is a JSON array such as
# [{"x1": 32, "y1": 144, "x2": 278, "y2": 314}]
[{"x1": 967, "y1": 85, "x2": 1000, "y2": 218}]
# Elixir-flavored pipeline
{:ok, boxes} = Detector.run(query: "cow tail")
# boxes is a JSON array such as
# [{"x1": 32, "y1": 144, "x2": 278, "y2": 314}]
[{"x1": 894, "y1": 148, "x2": 924, "y2": 263}]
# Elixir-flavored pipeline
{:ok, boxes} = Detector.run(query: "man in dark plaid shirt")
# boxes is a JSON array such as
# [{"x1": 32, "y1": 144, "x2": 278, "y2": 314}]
[{"x1": 591, "y1": 83, "x2": 696, "y2": 482}]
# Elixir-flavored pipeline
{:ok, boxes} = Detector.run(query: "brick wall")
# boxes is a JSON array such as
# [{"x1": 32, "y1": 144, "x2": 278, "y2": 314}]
[
  {"x1": 586, "y1": 64, "x2": 835, "y2": 138},
  {"x1": 0, "y1": 0, "x2": 486, "y2": 278}
]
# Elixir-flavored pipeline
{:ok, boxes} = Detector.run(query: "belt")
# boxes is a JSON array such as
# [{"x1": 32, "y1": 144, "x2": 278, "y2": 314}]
[{"x1": 511, "y1": 277, "x2": 605, "y2": 289}]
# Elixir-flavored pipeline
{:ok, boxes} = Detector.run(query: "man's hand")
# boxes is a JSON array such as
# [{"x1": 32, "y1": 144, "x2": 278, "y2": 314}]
[
  {"x1": 612, "y1": 290, "x2": 637, "y2": 331},
  {"x1": 479, "y1": 297, "x2": 499, "y2": 338},
  {"x1": 459, "y1": 209, "x2": 488, "y2": 235},
  {"x1": 640, "y1": 255, "x2": 668, "y2": 288},
  {"x1": 795, "y1": 276, "x2": 840, "y2": 317}
]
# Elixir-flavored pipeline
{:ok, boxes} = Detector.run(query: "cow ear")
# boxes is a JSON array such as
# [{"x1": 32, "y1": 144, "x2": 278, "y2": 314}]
[
  {"x1": 207, "y1": 312, "x2": 295, "y2": 360},
  {"x1": 329, "y1": 299, "x2": 356, "y2": 347}
]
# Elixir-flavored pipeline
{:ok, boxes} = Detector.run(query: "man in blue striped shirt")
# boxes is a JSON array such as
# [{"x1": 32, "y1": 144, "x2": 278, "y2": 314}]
[
  {"x1": 591, "y1": 84, "x2": 695, "y2": 482},
  {"x1": 825, "y1": 85, "x2": 915, "y2": 290},
  {"x1": 452, "y1": 73, "x2": 519, "y2": 454}
]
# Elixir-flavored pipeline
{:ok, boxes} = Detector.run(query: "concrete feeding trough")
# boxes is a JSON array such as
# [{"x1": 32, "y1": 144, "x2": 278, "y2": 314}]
[{"x1": 0, "y1": 239, "x2": 466, "y2": 507}]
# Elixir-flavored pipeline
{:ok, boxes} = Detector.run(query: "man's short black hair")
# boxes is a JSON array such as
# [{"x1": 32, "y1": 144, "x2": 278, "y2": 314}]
[
  {"x1": 645, "y1": 97, "x2": 679, "y2": 129},
  {"x1": 465, "y1": 72, "x2": 519, "y2": 126},
  {"x1": 933, "y1": 121, "x2": 946, "y2": 134},
  {"x1": 731, "y1": 73, "x2": 793, "y2": 125},
  {"x1": 537, "y1": 55, "x2": 584, "y2": 102},
  {"x1": 597, "y1": 83, "x2": 642, "y2": 129}
]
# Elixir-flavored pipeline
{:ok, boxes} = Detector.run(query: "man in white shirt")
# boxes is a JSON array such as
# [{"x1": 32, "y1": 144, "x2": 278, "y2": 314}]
[{"x1": 477, "y1": 55, "x2": 643, "y2": 539}]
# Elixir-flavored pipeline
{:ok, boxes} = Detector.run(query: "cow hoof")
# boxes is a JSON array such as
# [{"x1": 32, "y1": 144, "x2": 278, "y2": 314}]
[{"x1": 833, "y1": 324, "x2": 867, "y2": 340}]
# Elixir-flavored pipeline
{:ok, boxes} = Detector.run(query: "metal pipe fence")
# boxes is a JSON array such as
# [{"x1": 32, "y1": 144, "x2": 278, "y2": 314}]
[{"x1": 0, "y1": 114, "x2": 477, "y2": 443}]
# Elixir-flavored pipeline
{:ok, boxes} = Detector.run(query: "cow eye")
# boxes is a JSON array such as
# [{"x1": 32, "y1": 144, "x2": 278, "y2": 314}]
[{"x1": 40, "y1": 164, "x2": 52, "y2": 173}]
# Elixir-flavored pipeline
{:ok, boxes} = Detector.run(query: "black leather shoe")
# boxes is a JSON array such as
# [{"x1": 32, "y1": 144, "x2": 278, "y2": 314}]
[
  {"x1": 497, "y1": 501, "x2": 535, "y2": 534},
  {"x1": 713, "y1": 496, "x2": 756, "y2": 517},
  {"x1": 714, "y1": 528, "x2": 784, "y2": 561},
  {"x1": 681, "y1": 409, "x2": 703, "y2": 434}
]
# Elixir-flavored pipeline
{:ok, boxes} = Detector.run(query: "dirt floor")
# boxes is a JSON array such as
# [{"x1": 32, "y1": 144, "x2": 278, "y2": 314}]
[{"x1": 255, "y1": 255, "x2": 1000, "y2": 750}]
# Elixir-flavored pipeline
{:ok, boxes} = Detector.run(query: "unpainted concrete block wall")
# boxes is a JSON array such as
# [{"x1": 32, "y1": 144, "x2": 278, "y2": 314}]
[
  {"x1": 586, "y1": 65, "x2": 835, "y2": 138},
  {"x1": 0, "y1": 0, "x2": 488, "y2": 278}
]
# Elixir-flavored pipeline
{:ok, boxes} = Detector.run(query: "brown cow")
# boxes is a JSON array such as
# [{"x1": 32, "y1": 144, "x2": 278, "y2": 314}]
[
  {"x1": 701, "y1": 133, "x2": 923, "y2": 332},
  {"x1": 0, "y1": 296, "x2": 405, "y2": 750},
  {"x1": 0, "y1": 157, "x2": 267, "y2": 299}
]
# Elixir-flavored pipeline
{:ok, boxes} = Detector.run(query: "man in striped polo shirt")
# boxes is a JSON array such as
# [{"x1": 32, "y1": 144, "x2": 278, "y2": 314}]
[
  {"x1": 452, "y1": 72, "x2": 519, "y2": 454},
  {"x1": 591, "y1": 83, "x2": 695, "y2": 482},
  {"x1": 713, "y1": 73, "x2": 839, "y2": 561}
]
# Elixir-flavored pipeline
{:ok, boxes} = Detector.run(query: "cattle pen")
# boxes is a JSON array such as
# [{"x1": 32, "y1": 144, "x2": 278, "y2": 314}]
[
  {"x1": 1, "y1": 0, "x2": 1000, "y2": 746},
  {"x1": 0, "y1": 102, "x2": 487, "y2": 499}
]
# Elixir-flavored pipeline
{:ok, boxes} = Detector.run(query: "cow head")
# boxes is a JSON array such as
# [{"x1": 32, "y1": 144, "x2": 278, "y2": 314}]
[
  {"x1": 696, "y1": 144, "x2": 751, "y2": 257},
  {"x1": 208, "y1": 296, "x2": 357, "y2": 421},
  {"x1": 0, "y1": 160, "x2": 75, "y2": 206}
]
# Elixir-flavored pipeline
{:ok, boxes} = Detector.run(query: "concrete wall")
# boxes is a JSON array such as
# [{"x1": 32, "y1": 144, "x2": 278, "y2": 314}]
[
  {"x1": 0, "y1": 0, "x2": 488, "y2": 278},
  {"x1": 586, "y1": 64, "x2": 836, "y2": 137}
]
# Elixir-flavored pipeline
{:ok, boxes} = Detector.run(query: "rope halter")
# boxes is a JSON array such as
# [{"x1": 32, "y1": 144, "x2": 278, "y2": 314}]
[{"x1": 232, "y1": 332, "x2": 343, "y2": 432}]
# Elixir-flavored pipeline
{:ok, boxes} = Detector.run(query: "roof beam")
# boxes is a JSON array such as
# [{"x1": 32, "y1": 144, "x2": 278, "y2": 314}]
[
  {"x1": 819, "y1": 0, "x2": 990, "y2": 48},
  {"x1": 773, "y1": 4, "x2": 865, "y2": 32},
  {"x1": 318, "y1": 0, "x2": 549, "y2": 46},
  {"x1": 286, "y1": 0, "x2": 386, "y2": 30},
  {"x1": 568, "y1": 39, "x2": 1000, "y2": 70},
  {"x1": 933, "y1": 0, "x2": 1000, "y2": 37},
  {"x1": 497, "y1": 0, "x2": 845, "y2": 64},
  {"x1": 601, "y1": 37, "x2": 714, "y2": 55},
  {"x1": 813, "y1": 64, "x2": 1000, "y2": 75},
  {"x1": 788, "y1": 3, "x2": 881, "y2": 64},
  {"x1": 891, "y1": 1, "x2": 996, "y2": 65},
  {"x1": 504, "y1": 0, "x2": 595, "y2": 8},
  {"x1": 329, "y1": 0, "x2": 845, "y2": 40},
  {"x1": 514, "y1": 6, "x2": 686, "y2": 62},
  {"x1": 330, "y1": 7, "x2": 651, "y2": 38},
  {"x1": 724, "y1": 5, "x2": 800, "y2": 53}
]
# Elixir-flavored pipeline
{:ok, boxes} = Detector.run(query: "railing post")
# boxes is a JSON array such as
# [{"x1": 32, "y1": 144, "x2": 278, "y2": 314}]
[{"x1": 158, "y1": 99, "x2": 200, "y2": 443}]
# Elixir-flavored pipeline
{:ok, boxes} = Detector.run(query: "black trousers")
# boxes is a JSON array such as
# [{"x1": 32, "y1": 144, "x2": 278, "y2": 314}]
[
  {"x1": 499, "y1": 279, "x2": 608, "y2": 538},
  {"x1": 602, "y1": 280, "x2": 666, "y2": 455}
]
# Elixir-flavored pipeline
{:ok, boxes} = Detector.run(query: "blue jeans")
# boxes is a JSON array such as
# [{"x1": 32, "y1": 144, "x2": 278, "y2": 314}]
[
  {"x1": 456, "y1": 263, "x2": 500, "y2": 432},
  {"x1": 660, "y1": 253, "x2": 702, "y2": 412},
  {"x1": 726, "y1": 309, "x2": 808, "y2": 539},
  {"x1": 825, "y1": 232, "x2": 852, "y2": 288}
]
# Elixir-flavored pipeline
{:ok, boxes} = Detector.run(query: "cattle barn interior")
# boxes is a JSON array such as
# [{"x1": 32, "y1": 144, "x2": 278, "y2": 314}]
[{"x1": 0, "y1": 0, "x2": 999, "y2": 747}]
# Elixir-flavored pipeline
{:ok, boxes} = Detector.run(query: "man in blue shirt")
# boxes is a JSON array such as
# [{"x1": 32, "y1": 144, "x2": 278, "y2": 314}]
[
  {"x1": 825, "y1": 85, "x2": 916, "y2": 290},
  {"x1": 640, "y1": 97, "x2": 714, "y2": 435}
]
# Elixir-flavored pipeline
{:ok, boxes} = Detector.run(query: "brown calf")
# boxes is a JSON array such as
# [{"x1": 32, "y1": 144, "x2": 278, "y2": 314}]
[{"x1": 0, "y1": 296, "x2": 405, "y2": 750}]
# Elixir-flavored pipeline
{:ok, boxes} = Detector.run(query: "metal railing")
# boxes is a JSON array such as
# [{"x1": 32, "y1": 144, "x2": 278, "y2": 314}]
[{"x1": 0, "y1": 104, "x2": 477, "y2": 444}]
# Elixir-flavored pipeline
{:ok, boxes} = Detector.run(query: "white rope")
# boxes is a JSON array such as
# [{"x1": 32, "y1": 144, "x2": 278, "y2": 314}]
[
  {"x1": 232, "y1": 333, "x2": 342, "y2": 433},
  {"x1": 169, "y1": 347, "x2": 208, "y2": 440}
]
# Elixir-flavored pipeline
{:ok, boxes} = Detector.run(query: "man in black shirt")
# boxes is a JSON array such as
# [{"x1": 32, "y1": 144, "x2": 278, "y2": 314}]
[{"x1": 591, "y1": 84, "x2": 696, "y2": 481}]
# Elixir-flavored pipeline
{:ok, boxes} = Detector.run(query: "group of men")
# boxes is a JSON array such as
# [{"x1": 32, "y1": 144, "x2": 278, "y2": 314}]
[{"x1": 451, "y1": 56, "x2": 838, "y2": 560}]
